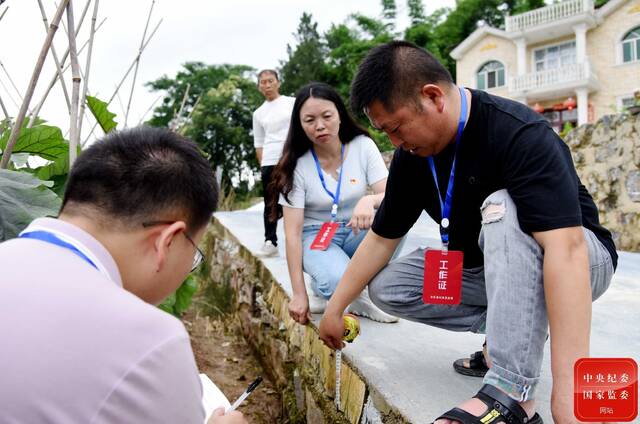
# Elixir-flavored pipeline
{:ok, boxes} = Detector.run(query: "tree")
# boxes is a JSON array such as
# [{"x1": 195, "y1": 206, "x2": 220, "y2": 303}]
[
  {"x1": 279, "y1": 13, "x2": 327, "y2": 96},
  {"x1": 184, "y1": 74, "x2": 263, "y2": 193},
  {"x1": 381, "y1": 0, "x2": 397, "y2": 29},
  {"x1": 145, "y1": 62, "x2": 254, "y2": 128},
  {"x1": 407, "y1": 0, "x2": 426, "y2": 26},
  {"x1": 146, "y1": 64, "x2": 263, "y2": 194}
]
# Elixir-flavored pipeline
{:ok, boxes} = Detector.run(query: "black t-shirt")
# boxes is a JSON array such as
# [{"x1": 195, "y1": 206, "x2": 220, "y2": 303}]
[{"x1": 372, "y1": 89, "x2": 618, "y2": 270}]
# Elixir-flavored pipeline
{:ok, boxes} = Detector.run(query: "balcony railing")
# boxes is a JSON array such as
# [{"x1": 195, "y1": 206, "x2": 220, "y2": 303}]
[
  {"x1": 506, "y1": 0, "x2": 594, "y2": 32},
  {"x1": 511, "y1": 61, "x2": 594, "y2": 92}
]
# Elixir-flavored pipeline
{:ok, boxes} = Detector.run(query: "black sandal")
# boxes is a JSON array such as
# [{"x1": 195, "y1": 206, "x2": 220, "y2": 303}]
[
  {"x1": 453, "y1": 343, "x2": 489, "y2": 377},
  {"x1": 433, "y1": 384, "x2": 543, "y2": 424}
]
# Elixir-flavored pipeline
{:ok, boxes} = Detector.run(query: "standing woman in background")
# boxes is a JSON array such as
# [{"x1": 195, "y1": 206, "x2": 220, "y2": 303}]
[{"x1": 269, "y1": 82, "x2": 399, "y2": 325}]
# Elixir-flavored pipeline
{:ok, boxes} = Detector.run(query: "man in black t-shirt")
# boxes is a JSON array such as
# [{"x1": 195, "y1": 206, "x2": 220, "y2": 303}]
[{"x1": 318, "y1": 41, "x2": 616, "y2": 424}]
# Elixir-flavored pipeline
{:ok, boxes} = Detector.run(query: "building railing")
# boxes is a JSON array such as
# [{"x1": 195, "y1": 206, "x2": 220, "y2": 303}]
[
  {"x1": 505, "y1": 0, "x2": 594, "y2": 32},
  {"x1": 510, "y1": 61, "x2": 594, "y2": 92}
]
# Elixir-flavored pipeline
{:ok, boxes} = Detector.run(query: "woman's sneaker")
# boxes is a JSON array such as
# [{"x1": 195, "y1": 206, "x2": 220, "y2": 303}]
[
  {"x1": 347, "y1": 290, "x2": 398, "y2": 323},
  {"x1": 304, "y1": 275, "x2": 327, "y2": 314},
  {"x1": 257, "y1": 240, "x2": 278, "y2": 257}
]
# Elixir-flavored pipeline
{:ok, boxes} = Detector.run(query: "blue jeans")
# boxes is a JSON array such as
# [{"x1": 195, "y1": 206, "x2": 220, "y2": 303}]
[
  {"x1": 368, "y1": 190, "x2": 614, "y2": 401},
  {"x1": 302, "y1": 223, "x2": 368, "y2": 299}
]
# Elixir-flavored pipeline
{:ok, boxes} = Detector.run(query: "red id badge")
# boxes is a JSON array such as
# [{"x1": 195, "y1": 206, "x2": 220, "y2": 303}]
[
  {"x1": 310, "y1": 222, "x2": 340, "y2": 250},
  {"x1": 423, "y1": 249, "x2": 463, "y2": 305}
]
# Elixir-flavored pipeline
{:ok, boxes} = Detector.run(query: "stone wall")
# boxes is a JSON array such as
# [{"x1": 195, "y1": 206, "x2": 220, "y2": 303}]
[
  {"x1": 201, "y1": 221, "x2": 408, "y2": 424},
  {"x1": 566, "y1": 112, "x2": 640, "y2": 252}
]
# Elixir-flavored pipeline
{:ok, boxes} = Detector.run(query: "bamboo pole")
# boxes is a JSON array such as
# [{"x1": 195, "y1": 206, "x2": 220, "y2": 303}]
[
  {"x1": 124, "y1": 0, "x2": 155, "y2": 127},
  {"x1": 37, "y1": 0, "x2": 71, "y2": 112},
  {"x1": 0, "y1": 0, "x2": 70, "y2": 169},
  {"x1": 0, "y1": 6, "x2": 8, "y2": 23},
  {"x1": 137, "y1": 94, "x2": 163, "y2": 126},
  {"x1": 0, "y1": 94, "x2": 9, "y2": 120},
  {"x1": 0, "y1": 77, "x2": 19, "y2": 108},
  {"x1": 0, "y1": 60, "x2": 25, "y2": 103},
  {"x1": 28, "y1": 16, "x2": 105, "y2": 129},
  {"x1": 67, "y1": 0, "x2": 81, "y2": 166},
  {"x1": 115, "y1": 89, "x2": 127, "y2": 118},
  {"x1": 177, "y1": 95, "x2": 201, "y2": 135},
  {"x1": 175, "y1": 83, "x2": 190, "y2": 120},
  {"x1": 82, "y1": 19, "x2": 162, "y2": 144},
  {"x1": 77, "y1": 0, "x2": 99, "y2": 140}
]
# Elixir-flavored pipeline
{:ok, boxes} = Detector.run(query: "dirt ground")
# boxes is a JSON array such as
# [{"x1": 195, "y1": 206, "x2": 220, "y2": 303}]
[{"x1": 184, "y1": 311, "x2": 284, "y2": 423}]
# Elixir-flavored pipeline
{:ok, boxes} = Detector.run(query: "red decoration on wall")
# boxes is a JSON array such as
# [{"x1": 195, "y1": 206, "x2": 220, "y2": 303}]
[
  {"x1": 564, "y1": 97, "x2": 577, "y2": 111},
  {"x1": 533, "y1": 103, "x2": 545, "y2": 113}
]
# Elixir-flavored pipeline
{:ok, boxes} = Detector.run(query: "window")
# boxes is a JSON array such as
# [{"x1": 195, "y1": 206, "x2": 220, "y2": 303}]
[
  {"x1": 622, "y1": 27, "x2": 640, "y2": 63},
  {"x1": 534, "y1": 41, "x2": 576, "y2": 71},
  {"x1": 621, "y1": 96, "x2": 635, "y2": 109},
  {"x1": 476, "y1": 61, "x2": 505, "y2": 90}
]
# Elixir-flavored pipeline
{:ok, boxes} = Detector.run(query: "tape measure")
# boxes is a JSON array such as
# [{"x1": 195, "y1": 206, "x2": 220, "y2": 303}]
[{"x1": 336, "y1": 314, "x2": 360, "y2": 408}]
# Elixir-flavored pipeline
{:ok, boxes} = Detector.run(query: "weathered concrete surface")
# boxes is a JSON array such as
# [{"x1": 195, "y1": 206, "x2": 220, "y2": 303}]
[{"x1": 209, "y1": 203, "x2": 640, "y2": 423}]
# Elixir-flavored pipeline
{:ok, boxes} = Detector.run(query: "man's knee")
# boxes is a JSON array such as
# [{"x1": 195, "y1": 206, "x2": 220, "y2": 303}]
[
  {"x1": 368, "y1": 264, "x2": 413, "y2": 309},
  {"x1": 480, "y1": 189, "x2": 515, "y2": 225}
]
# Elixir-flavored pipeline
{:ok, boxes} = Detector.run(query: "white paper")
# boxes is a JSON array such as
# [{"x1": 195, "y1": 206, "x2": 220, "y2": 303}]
[{"x1": 200, "y1": 373, "x2": 230, "y2": 423}]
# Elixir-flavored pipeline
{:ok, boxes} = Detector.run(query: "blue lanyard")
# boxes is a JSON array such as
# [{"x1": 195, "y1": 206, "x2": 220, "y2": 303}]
[
  {"x1": 311, "y1": 143, "x2": 345, "y2": 221},
  {"x1": 428, "y1": 86, "x2": 467, "y2": 247},
  {"x1": 19, "y1": 230, "x2": 99, "y2": 270}
]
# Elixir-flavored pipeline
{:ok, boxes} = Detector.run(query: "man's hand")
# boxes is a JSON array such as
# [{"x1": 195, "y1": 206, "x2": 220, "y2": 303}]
[
  {"x1": 552, "y1": 383, "x2": 599, "y2": 424},
  {"x1": 319, "y1": 310, "x2": 345, "y2": 350},
  {"x1": 347, "y1": 195, "x2": 376, "y2": 234},
  {"x1": 208, "y1": 407, "x2": 247, "y2": 424},
  {"x1": 288, "y1": 293, "x2": 311, "y2": 324}
]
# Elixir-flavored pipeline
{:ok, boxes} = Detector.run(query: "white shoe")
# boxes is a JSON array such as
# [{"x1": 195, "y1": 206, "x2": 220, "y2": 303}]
[
  {"x1": 347, "y1": 290, "x2": 398, "y2": 323},
  {"x1": 308, "y1": 294, "x2": 327, "y2": 314},
  {"x1": 257, "y1": 240, "x2": 278, "y2": 257},
  {"x1": 304, "y1": 274, "x2": 327, "y2": 314}
]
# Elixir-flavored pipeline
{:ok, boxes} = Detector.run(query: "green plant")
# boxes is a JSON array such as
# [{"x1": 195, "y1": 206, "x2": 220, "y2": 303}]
[
  {"x1": 560, "y1": 121, "x2": 575, "y2": 139},
  {"x1": 158, "y1": 275, "x2": 198, "y2": 317}
]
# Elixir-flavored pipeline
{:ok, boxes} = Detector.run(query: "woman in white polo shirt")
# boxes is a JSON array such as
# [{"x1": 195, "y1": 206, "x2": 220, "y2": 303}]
[{"x1": 269, "y1": 83, "x2": 400, "y2": 325}]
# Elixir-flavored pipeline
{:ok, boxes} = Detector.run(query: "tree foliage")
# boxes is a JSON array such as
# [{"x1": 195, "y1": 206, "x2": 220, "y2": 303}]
[
  {"x1": 146, "y1": 63, "x2": 262, "y2": 194},
  {"x1": 279, "y1": 12, "x2": 327, "y2": 96},
  {"x1": 145, "y1": 62, "x2": 255, "y2": 128},
  {"x1": 185, "y1": 73, "x2": 263, "y2": 192}
]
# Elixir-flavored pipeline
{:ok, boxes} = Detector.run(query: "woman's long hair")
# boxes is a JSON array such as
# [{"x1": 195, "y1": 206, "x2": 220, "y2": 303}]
[{"x1": 268, "y1": 82, "x2": 369, "y2": 221}]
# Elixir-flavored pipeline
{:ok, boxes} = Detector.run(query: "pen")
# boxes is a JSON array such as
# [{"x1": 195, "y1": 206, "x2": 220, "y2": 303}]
[{"x1": 225, "y1": 376, "x2": 263, "y2": 413}]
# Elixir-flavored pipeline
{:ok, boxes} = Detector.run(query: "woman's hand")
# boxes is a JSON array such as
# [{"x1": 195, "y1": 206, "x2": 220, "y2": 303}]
[
  {"x1": 347, "y1": 195, "x2": 376, "y2": 234},
  {"x1": 288, "y1": 292, "x2": 311, "y2": 324}
]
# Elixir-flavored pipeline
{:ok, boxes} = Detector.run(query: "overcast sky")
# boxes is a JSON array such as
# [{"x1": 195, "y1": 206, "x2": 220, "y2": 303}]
[{"x1": 0, "y1": 0, "x2": 454, "y2": 141}]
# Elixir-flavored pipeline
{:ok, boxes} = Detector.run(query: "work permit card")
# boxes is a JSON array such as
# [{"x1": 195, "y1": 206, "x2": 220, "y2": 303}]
[
  {"x1": 423, "y1": 249, "x2": 463, "y2": 305},
  {"x1": 310, "y1": 222, "x2": 340, "y2": 250}
]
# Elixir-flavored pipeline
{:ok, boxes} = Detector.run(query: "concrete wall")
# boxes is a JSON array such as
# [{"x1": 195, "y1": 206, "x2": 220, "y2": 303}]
[
  {"x1": 587, "y1": 0, "x2": 640, "y2": 119},
  {"x1": 201, "y1": 222, "x2": 407, "y2": 424},
  {"x1": 455, "y1": 34, "x2": 515, "y2": 97},
  {"x1": 566, "y1": 112, "x2": 640, "y2": 251}
]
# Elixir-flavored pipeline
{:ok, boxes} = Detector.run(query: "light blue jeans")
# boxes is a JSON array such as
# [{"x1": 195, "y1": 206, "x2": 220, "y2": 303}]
[
  {"x1": 368, "y1": 190, "x2": 614, "y2": 401},
  {"x1": 302, "y1": 223, "x2": 368, "y2": 299}
]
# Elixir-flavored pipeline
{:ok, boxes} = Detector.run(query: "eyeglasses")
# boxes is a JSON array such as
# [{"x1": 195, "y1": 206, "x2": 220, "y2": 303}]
[{"x1": 142, "y1": 220, "x2": 205, "y2": 272}]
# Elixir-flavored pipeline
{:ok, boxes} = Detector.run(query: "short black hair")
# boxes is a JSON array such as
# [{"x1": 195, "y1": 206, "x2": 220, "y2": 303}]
[
  {"x1": 350, "y1": 40, "x2": 453, "y2": 113},
  {"x1": 61, "y1": 126, "x2": 218, "y2": 232},
  {"x1": 257, "y1": 69, "x2": 279, "y2": 82}
]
